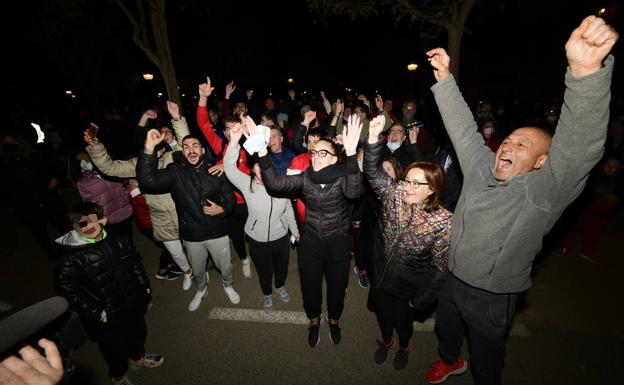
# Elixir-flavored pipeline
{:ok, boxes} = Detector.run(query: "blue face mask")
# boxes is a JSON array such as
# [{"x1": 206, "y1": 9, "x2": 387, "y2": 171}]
[
  {"x1": 387, "y1": 142, "x2": 401, "y2": 152},
  {"x1": 546, "y1": 116, "x2": 558, "y2": 125}
]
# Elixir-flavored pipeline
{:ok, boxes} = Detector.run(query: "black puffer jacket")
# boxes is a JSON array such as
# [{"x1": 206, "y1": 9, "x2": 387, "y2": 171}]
[
  {"x1": 137, "y1": 151, "x2": 235, "y2": 242},
  {"x1": 54, "y1": 232, "x2": 150, "y2": 332},
  {"x1": 259, "y1": 153, "x2": 361, "y2": 240}
]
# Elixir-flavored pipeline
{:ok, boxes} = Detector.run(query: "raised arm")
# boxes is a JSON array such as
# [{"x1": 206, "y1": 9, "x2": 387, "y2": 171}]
[
  {"x1": 537, "y1": 16, "x2": 618, "y2": 203},
  {"x1": 364, "y1": 115, "x2": 397, "y2": 197},
  {"x1": 196, "y1": 78, "x2": 225, "y2": 155},
  {"x1": 223, "y1": 127, "x2": 251, "y2": 192},
  {"x1": 167, "y1": 100, "x2": 190, "y2": 147},
  {"x1": 223, "y1": 81, "x2": 236, "y2": 117},
  {"x1": 136, "y1": 129, "x2": 174, "y2": 191},
  {"x1": 340, "y1": 114, "x2": 364, "y2": 199},
  {"x1": 428, "y1": 48, "x2": 493, "y2": 177},
  {"x1": 85, "y1": 132, "x2": 137, "y2": 178}
]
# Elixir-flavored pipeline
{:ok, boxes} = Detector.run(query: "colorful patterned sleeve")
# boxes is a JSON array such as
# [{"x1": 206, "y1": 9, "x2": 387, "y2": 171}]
[{"x1": 431, "y1": 210, "x2": 452, "y2": 272}]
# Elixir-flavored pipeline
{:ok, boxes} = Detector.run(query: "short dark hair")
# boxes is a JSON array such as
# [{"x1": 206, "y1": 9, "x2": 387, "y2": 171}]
[
  {"x1": 355, "y1": 103, "x2": 370, "y2": 117},
  {"x1": 306, "y1": 127, "x2": 326, "y2": 141},
  {"x1": 223, "y1": 115, "x2": 241, "y2": 124},
  {"x1": 403, "y1": 161, "x2": 447, "y2": 212},
  {"x1": 68, "y1": 201, "x2": 104, "y2": 225},
  {"x1": 182, "y1": 134, "x2": 202, "y2": 144}
]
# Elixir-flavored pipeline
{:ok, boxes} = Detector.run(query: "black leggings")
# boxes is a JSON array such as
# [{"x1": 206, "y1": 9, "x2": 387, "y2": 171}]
[
  {"x1": 228, "y1": 204, "x2": 249, "y2": 261},
  {"x1": 298, "y1": 233, "x2": 350, "y2": 320},
  {"x1": 248, "y1": 235, "x2": 290, "y2": 295},
  {"x1": 373, "y1": 287, "x2": 414, "y2": 348}
]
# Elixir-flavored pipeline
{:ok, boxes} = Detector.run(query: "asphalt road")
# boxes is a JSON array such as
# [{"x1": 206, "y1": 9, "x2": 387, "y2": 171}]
[{"x1": 1, "y1": 204, "x2": 622, "y2": 385}]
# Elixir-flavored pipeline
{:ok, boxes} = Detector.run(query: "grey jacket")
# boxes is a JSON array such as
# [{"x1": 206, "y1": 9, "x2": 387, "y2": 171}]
[
  {"x1": 223, "y1": 144, "x2": 298, "y2": 242},
  {"x1": 431, "y1": 56, "x2": 614, "y2": 293}
]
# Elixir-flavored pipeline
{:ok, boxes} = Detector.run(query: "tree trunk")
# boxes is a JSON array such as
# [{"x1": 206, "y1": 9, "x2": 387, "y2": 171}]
[
  {"x1": 447, "y1": 26, "x2": 463, "y2": 81},
  {"x1": 149, "y1": 1, "x2": 181, "y2": 108}
]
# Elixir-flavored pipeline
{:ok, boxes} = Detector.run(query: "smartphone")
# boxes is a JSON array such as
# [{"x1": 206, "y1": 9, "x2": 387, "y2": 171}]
[
  {"x1": 206, "y1": 76, "x2": 211, "y2": 84},
  {"x1": 87, "y1": 122, "x2": 99, "y2": 139}
]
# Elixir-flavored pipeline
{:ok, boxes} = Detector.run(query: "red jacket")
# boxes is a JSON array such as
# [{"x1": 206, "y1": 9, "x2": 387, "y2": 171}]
[
  {"x1": 197, "y1": 104, "x2": 249, "y2": 205},
  {"x1": 287, "y1": 152, "x2": 311, "y2": 223}
]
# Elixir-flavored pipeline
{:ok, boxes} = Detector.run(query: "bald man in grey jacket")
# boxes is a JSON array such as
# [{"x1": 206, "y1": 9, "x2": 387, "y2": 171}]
[{"x1": 423, "y1": 16, "x2": 618, "y2": 385}]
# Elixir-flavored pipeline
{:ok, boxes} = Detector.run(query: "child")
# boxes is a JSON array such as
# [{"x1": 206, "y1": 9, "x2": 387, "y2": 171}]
[{"x1": 54, "y1": 202, "x2": 163, "y2": 385}]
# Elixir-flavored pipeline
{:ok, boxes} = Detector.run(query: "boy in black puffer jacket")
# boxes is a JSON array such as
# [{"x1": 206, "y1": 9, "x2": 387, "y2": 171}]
[{"x1": 54, "y1": 202, "x2": 163, "y2": 385}]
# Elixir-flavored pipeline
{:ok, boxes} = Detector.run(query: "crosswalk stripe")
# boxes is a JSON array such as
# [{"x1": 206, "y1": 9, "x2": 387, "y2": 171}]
[{"x1": 207, "y1": 307, "x2": 530, "y2": 336}]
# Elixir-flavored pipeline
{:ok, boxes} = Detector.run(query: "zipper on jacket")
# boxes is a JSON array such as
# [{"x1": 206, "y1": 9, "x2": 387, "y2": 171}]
[{"x1": 375, "y1": 204, "x2": 415, "y2": 289}]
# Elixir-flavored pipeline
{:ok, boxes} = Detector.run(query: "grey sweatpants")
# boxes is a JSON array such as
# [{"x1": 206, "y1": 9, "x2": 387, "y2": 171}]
[{"x1": 184, "y1": 236, "x2": 234, "y2": 289}]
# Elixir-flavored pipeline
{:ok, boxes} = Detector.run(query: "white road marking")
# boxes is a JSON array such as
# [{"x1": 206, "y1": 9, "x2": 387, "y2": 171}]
[{"x1": 207, "y1": 307, "x2": 530, "y2": 336}]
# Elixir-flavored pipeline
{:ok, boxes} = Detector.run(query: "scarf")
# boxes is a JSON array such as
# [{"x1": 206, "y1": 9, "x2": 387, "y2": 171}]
[{"x1": 307, "y1": 163, "x2": 346, "y2": 185}]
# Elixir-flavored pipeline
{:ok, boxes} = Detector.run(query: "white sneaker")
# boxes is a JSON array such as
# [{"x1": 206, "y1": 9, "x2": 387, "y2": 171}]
[
  {"x1": 223, "y1": 285, "x2": 240, "y2": 304},
  {"x1": 188, "y1": 286, "x2": 208, "y2": 312},
  {"x1": 263, "y1": 295, "x2": 273, "y2": 313},
  {"x1": 182, "y1": 273, "x2": 192, "y2": 291},
  {"x1": 275, "y1": 286, "x2": 290, "y2": 303},
  {"x1": 242, "y1": 257, "x2": 252, "y2": 278}
]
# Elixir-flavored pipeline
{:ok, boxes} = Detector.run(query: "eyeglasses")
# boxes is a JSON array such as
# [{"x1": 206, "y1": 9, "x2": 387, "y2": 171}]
[
  {"x1": 399, "y1": 178, "x2": 429, "y2": 188},
  {"x1": 310, "y1": 149, "x2": 335, "y2": 158}
]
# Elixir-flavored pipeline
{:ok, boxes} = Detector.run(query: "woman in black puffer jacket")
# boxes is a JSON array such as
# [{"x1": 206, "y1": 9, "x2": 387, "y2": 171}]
[{"x1": 252, "y1": 115, "x2": 363, "y2": 348}]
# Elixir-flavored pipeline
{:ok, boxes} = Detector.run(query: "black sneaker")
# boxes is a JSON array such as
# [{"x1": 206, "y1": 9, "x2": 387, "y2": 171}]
[
  {"x1": 329, "y1": 322, "x2": 341, "y2": 345},
  {"x1": 393, "y1": 344, "x2": 411, "y2": 370},
  {"x1": 168, "y1": 265, "x2": 183, "y2": 275},
  {"x1": 155, "y1": 269, "x2": 179, "y2": 281},
  {"x1": 308, "y1": 324, "x2": 320, "y2": 348},
  {"x1": 374, "y1": 338, "x2": 395, "y2": 364}
]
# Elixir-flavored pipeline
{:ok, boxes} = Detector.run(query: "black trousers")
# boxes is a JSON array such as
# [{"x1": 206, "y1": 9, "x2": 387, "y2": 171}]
[
  {"x1": 95, "y1": 312, "x2": 147, "y2": 378},
  {"x1": 228, "y1": 204, "x2": 249, "y2": 261},
  {"x1": 138, "y1": 227, "x2": 174, "y2": 270},
  {"x1": 298, "y1": 233, "x2": 350, "y2": 320},
  {"x1": 248, "y1": 235, "x2": 290, "y2": 295},
  {"x1": 351, "y1": 221, "x2": 366, "y2": 271},
  {"x1": 435, "y1": 274, "x2": 518, "y2": 385},
  {"x1": 373, "y1": 287, "x2": 413, "y2": 348}
]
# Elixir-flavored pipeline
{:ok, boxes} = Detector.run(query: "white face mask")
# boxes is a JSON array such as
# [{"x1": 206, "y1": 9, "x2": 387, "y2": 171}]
[
  {"x1": 80, "y1": 160, "x2": 93, "y2": 171},
  {"x1": 169, "y1": 139, "x2": 178, "y2": 149},
  {"x1": 386, "y1": 142, "x2": 401, "y2": 152},
  {"x1": 483, "y1": 127, "x2": 495, "y2": 137}
]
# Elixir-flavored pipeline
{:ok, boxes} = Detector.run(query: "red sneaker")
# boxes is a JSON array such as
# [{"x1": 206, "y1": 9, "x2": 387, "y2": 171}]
[{"x1": 426, "y1": 358, "x2": 468, "y2": 384}]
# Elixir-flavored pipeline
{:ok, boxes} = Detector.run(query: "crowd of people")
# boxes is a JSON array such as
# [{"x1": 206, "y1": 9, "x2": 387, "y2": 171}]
[{"x1": 0, "y1": 15, "x2": 620, "y2": 385}]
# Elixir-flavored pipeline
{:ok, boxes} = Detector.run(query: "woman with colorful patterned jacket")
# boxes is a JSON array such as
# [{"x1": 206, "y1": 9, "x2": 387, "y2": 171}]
[{"x1": 364, "y1": 115, "x2": 453, "y2": 371}]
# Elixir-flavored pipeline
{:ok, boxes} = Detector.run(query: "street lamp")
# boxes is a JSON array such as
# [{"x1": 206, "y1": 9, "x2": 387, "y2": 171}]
[
  {"x1": 65, "y1": 90, "x2": 72, "y2": 95},
  {"x1": 143, "y1": 73, "x2": 154, "y2": 80},
  {"x1": 287, "y1": 78, "x2": 294, "y2": 84},
  {"x1": 407, "y1": 63, "x2": 418, "y2": 71}
]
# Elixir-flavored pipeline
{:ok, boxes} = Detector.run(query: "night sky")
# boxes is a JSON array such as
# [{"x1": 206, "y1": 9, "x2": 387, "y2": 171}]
[{"x1": 4, "y1": 0, "x2": 623, "y2": 121}]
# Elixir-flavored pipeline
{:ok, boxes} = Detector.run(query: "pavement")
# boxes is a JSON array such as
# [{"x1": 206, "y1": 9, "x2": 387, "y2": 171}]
[{"x1": 1, "y1": 200, "x2": 622, "y2": 385}]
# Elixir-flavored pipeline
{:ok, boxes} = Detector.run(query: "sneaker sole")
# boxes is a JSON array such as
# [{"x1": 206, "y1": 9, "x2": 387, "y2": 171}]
[
  {"x1": 310, "y1": 334, "x2": 320, "y2": 348},
  {"x1": 155, "y1": 274, "x2": 179, "y2": 281},
  {"x1": 328, "y1": 331, "x2": 340, "y2": 345},
  {"x1": 427, "y1": 361, "x2": 468, "y2": 384}
]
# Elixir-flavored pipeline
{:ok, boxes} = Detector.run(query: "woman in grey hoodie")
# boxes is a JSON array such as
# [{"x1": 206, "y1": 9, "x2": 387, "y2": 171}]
[{"x1": 224, "y1": 128, "x2": 299, "y2": 313}]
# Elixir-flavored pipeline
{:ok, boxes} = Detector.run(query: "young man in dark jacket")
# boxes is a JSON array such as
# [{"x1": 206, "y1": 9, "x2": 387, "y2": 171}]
[
  {"x1": 424, "y1": 16, "x2": 618, "y2": 385},
  {"x1": 54, "y1": 202, "x2": 162, "y2": 385},
  {"x1": 137, "y1": 131, "x2": 240, "y2": 312}
]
